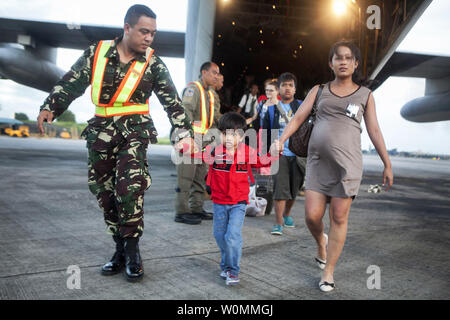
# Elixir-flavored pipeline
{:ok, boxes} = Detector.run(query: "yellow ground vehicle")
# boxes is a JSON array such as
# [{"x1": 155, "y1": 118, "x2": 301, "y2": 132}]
[
  {"x1": 4, "y1": 125, "x2": 30, "y2": 137},
  {"x1": 59, "y1": 129, "x2": 71, "y2": 139}
]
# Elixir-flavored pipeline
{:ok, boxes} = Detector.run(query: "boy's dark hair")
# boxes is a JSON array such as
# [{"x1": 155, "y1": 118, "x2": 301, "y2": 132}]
[
  {"x1": 218, "y1": 112, "x2": 247, "y2": 134},
  {"x1": 278, "y1": 72, "x2": 297, "y2": 88},
  {"x1": 124, "y1": 4, "x2": 157, "y2": 27}
]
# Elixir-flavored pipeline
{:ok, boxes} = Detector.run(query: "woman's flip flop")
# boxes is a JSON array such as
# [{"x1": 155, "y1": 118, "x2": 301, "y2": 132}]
[
  {"x1": 315, "y1": 257, "x2": 326, "y2": 270},
  {"x1": 319, "y1": 281, "x2": 335, "y2": 292},
  {"x1": 315, "y1": 233, "x2": 328, "y2": 269}
]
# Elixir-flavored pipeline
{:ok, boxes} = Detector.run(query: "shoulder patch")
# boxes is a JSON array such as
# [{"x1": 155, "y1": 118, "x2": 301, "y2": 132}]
[{"x1": 184, "y1": 88, "x2": 195, "y2": 97}]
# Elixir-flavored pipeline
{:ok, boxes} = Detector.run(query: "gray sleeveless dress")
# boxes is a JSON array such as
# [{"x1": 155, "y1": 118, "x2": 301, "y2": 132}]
[{"x1": 305, "y1": 82, "x2": 372, "y2": 198}]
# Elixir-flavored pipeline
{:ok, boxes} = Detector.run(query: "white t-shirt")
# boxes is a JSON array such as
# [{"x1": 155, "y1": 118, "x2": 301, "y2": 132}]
[{"x1": 239, "y1": 93, "x2": 257, "y2": 114}]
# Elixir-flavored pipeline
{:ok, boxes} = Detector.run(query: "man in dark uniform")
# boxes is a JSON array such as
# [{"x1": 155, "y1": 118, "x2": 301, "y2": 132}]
[
  {"x1": 37, "y1": 5, "x2": 194, "y2": 282},
  {"x1": 174, "y1": 62, "x2": 221, "y2": 224}
]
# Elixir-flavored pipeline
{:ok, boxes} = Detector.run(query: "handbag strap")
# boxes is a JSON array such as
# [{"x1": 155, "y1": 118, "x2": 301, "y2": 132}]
[
  {"x1": 276, "y1": 102, "x2": 291, "y2": 124},
  {"x1": 277, "y1": 85, "x2": 323, "y2": 123},
  {"x1": 311, "y1": 84, "x2": 325, "y2": 118}
]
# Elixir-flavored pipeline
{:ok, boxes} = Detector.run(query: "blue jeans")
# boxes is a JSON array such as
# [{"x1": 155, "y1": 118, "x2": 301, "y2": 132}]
[{"x1": 213, "y1": 203, "x2": 246, "y2": 276}]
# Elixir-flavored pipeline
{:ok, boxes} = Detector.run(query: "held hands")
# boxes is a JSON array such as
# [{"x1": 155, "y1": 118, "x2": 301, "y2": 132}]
[
  {"x1": 269, "y1": 140, "x2": 282, "y2": 155},
  {"x1": 174, "y1": 137, "x2": 199, "y2": 154},
  {"x1": 37, "y1": 110, "x2": 54, "y2": 135},
  {"x1": 276, "y1": 139, "x2": 285, "y2": 155},
  {"x1": 382, "y1": 166, "x2": 394, "y2": 191},
  {"x1": 245, "y1": 113, "x2": 258, "y2": 125}
]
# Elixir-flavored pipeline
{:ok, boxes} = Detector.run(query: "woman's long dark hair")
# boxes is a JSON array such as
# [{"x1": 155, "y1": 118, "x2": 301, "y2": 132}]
[{"x1": 328, "y1": 40, "x2": 366, "y2": 86}]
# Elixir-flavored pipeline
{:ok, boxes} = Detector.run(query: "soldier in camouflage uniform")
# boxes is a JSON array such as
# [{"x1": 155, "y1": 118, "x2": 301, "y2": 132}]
[
  {"x1": 37, "y1": 5, "x2": 194, "y2": 282},
  {"x1": 174, "y1": 62, "x2": 222, "y2": 225}
]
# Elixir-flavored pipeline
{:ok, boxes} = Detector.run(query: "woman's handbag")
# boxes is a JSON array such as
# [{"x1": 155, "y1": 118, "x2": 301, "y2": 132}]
[{"x1": 288, "y1": 84, "x2": 324, "y2": 157}]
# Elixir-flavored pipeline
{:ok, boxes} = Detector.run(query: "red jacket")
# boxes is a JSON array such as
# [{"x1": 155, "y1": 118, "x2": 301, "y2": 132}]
[{"x1": 196, "y1": 143, "x2": 275, "y2": 205}]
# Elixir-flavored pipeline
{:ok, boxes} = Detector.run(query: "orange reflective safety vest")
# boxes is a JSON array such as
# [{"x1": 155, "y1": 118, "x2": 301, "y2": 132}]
[
  {"x1": 190, "y1": 81, "x2": 215, "y2": 135},
  {"x1": 91, "y1": 40, "x2": 154, "y2": 117}
]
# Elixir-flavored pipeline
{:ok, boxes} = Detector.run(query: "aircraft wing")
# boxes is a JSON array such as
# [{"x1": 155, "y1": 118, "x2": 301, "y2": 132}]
[
  {"x1": 371, "y1": 51, "x2": 450, "y2": 122},
  {"x1": 0, "y1": 17, "x2": 185, "y2": 58},
  {"x1": 371, "y1": 52, "x2": 450, "y2": 91}
]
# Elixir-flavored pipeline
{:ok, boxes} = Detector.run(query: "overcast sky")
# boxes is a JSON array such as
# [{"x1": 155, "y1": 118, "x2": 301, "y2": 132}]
[{"x1": 0, "y1": 0, "x2": 449, "y2": 154}]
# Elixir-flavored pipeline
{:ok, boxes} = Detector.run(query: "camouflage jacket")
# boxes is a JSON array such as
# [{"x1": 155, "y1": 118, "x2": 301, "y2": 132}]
[{"x1": 40, "y1": 37, "x2": 192, "y2": 143}]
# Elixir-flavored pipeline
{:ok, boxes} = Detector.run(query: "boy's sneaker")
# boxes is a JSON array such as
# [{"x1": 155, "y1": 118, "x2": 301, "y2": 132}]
[
  {"x1": 271, "y1": 224, "x2": 283, "y2": 235},
  {"x1": 220, "y1": 270, "x2": 229, "y2": 279},
  {"x1": 226, "y1": 274, "x2": 240, "y2": 286},
  {"x1": 283, "y1": 216, "x2": 295, "y2": 228}
]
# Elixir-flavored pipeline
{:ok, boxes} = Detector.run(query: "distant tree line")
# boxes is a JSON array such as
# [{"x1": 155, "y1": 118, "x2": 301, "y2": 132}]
[
  {"x1": 56, "y1": 110, "x2": 76, "y2": 123},
  {"x1": 14, "y1": 110, "x2": 76, "y2": 123},
  {"x1": 14, "y1": 112, "x2": 29, "y2": 121}
]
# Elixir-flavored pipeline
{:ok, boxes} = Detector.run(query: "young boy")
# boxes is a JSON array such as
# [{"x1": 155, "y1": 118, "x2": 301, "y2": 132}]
[{"x1": 198, "y1": 112, "x2": 280, "y2": 285}]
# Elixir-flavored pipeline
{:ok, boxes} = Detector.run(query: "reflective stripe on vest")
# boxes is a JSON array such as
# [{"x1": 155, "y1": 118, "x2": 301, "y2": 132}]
[
  {"x1": 91, "y1": 40, "x2": 154, "y2": 117},
  {"x1": 191, "y1": 81, "x2": 215, "y2": 135}
]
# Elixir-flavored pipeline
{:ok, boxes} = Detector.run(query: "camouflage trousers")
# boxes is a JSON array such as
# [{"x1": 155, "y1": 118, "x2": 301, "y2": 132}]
[
  {"x1": 175, "y1": 160, "x2": 208, "y2": 214},
  {"x1": 83, "y1": 119, "x2": 152, "y2": 238}
]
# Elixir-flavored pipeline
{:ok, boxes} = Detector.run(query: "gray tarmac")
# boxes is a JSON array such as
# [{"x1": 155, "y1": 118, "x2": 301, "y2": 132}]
[{"x1": 0, "y1": 136, "x2": 449, "y2": 300}]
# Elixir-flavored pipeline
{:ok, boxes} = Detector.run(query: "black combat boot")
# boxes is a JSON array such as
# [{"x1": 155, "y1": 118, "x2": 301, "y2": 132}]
[
  {"x1": 101, "y1": 235, "x2": 126, "y2": 275},
  {"x1": 124, "y1": 237, "x2": 144, "y2": 282},
  {"x1": 174, "y1": 213, "x2": 202, "y2": 224},
  {"x1": 192, "y1": 210, "x2": 213, "y2": 220}
]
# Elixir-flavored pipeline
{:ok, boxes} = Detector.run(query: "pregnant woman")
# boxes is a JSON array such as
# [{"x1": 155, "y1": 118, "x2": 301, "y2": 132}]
[{"x1": 278, "y1": 40, "x2": 394, "y2": 292}]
